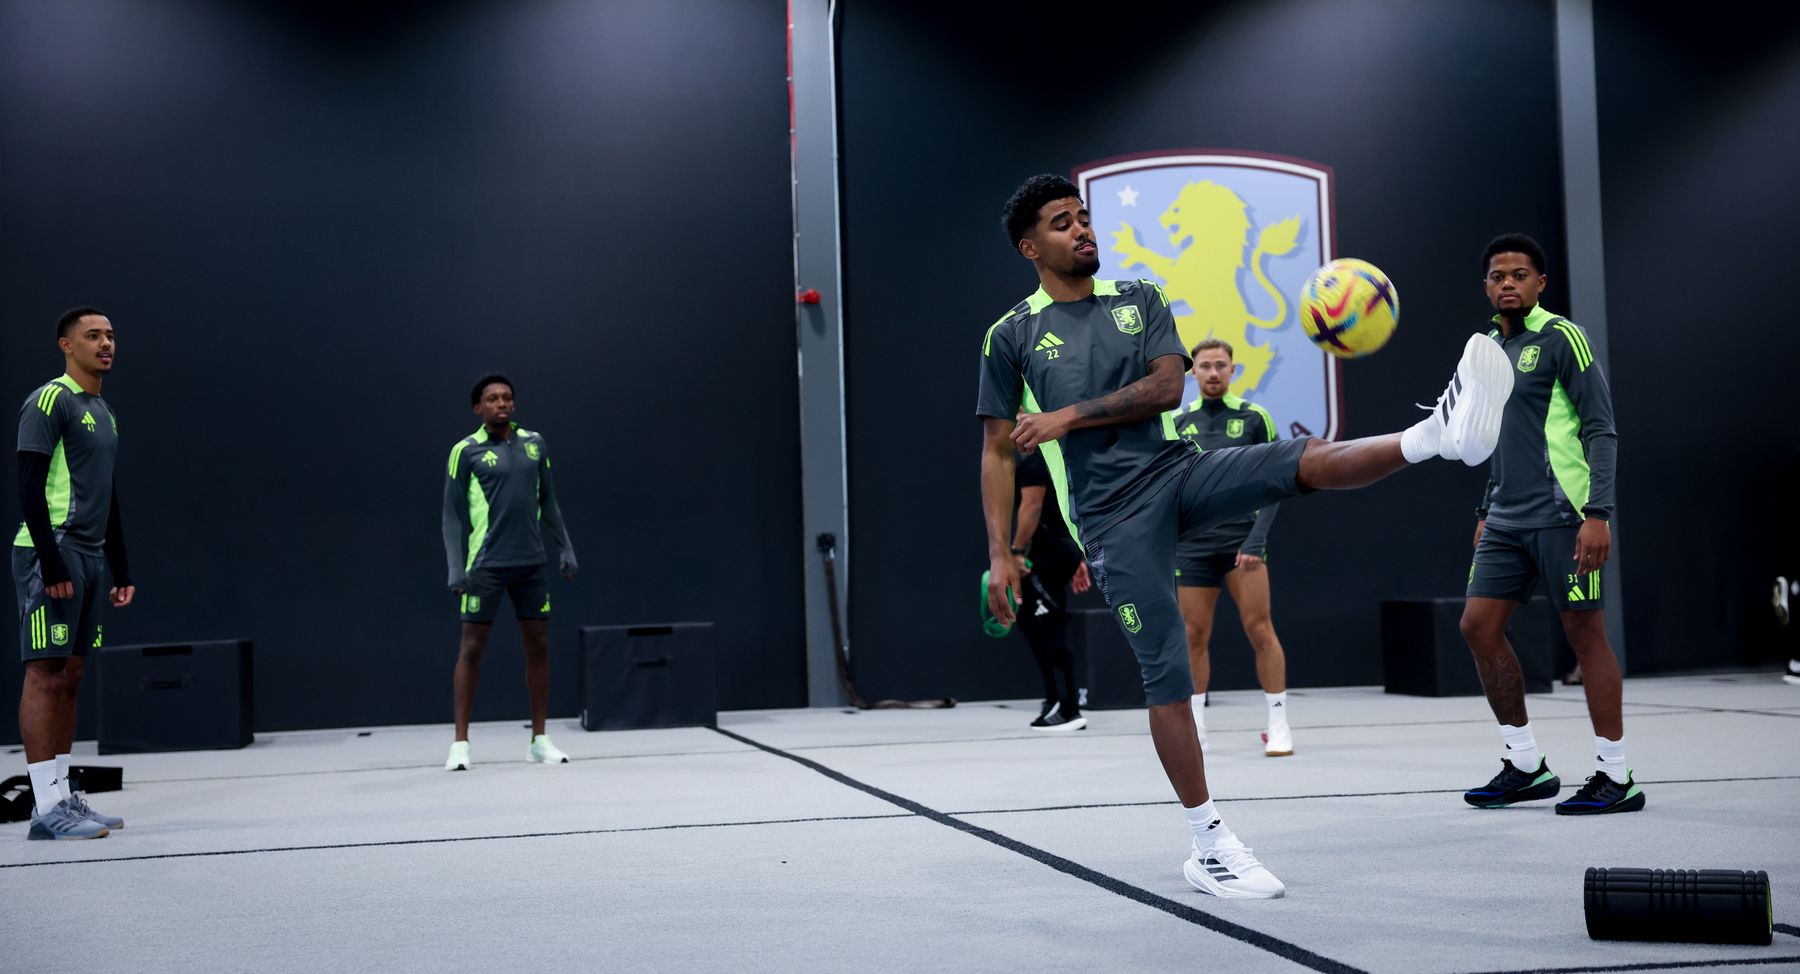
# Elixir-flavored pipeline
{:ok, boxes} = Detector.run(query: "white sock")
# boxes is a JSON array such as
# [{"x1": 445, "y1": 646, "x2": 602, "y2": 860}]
[
  {"x1": 27, "y1": 760, "x2": 61, "y2": 816},
  {"x1": 1400, "y1": 413, "x2": 1440, "y2": 463},
  {"x1": 1499, "y1": 722, "x2": 1540, "y2": 771},
  {"x1": 1190, "y1": 693, "x2": 1206, "y2": 729},
  {"x1": 1265, "y1": 692, "x2": 1289, "y2": 727},
  {"x1": 1185, "y1": 799, "x2": 1228, "y2": 847},
  {"x1": 1595, "y1": 736, "x2": 1627, "y2": 781},
  {"x1": 55, "y1": 753, "x2": 72, "y2": 799}
]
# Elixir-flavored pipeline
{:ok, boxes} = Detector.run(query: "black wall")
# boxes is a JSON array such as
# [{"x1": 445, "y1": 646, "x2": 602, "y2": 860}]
[
  {"x1": 0, "y1": 0, "x2": 807, "y2": 733},
  {"x1": 839, "y1": 0, "x2": 1567, "y2": 701},
  {"x1": 1595, "y1": 9, "x2": 1800, "y2": 672}
]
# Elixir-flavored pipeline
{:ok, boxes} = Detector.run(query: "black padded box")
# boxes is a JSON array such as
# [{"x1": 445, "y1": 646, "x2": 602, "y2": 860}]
[
  {"x1": 97, "y1": 640, "x2": 253, "y2": 753},
  {"x1": 579, "y1": 623, "x2": 716, "y2": 730}
]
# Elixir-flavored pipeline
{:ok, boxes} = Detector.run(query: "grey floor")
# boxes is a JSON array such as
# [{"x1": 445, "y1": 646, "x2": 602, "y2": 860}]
[{"x1": 3, "y1": 673, "x2": 1797, "y2": 974}]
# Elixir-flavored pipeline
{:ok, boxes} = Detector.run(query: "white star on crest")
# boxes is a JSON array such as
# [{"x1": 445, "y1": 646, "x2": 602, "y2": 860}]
[{"x1": 1118, "y1": 184, "x2": 1140, "y2": 207}]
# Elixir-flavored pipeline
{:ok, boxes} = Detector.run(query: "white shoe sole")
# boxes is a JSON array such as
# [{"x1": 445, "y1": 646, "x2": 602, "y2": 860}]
[
  {"x1": 1450, "y1": 333, "x2": 1514, "y2": 466},
  {"x1": 1184, "y1": 857, "x2": 1286, "y2": 899},
  {"x1": 1031, "y1": 717, "x2": 1088, "y2": 732},
  {"x1": 527, "y1": 754, "x2": 570, "y2": 764}
]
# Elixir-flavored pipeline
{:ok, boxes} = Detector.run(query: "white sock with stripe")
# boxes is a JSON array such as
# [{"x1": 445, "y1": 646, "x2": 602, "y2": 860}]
[
  {"x1": 28, "y1": 760, "x2": 61, "y2": 816},
  {"x1": 1185, "y1": 799, "x2": 1229, "y2": 848},
  {"x1": 1265, "y1": 692, "x2": 1288, "y2": 728},
  {"x1": 1595, "y1": 736, "x2": 1627, "y2": 781},
  {"x1": 1190, "y1": 693, "x2": 1206, "y2": 730},
  {"x1": 1499, "y1": 722, "x2": 1541, "y2": 772},
  {"x1": 55, "y1": 753, "x2": 72, "y2": 800}
]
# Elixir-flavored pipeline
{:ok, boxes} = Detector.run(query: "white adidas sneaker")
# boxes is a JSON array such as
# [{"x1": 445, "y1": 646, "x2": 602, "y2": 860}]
[
  {"x1": 1429, "y1": 333, "x2": 1514, "y2": 465},
  {"x1": 1262, "y1": 723, "x2": 1294, "y2": 757},
  {"x1": 527, "y1": 734, "x2": 570, "y2": 764},
  {"x1": 445, "y1": 740, "x2": 471, "y2": 772},
  {"x1": 1185, "y1": 831, "x2": 1287, "y2": 899}
]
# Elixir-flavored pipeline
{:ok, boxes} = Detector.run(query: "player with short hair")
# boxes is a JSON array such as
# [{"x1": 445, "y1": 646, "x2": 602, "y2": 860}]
[
  {"x1": 1458, "y1": 233, "x2": 1640, "y2": 815},
  {"x1": 14, "y1": 307, "x2": 135, "y2": 839},
  {"x1": 442, "y1": 374, "x2": 577, "y2": 771},
  {"x1": 978, "y1": 174, "x2": 1512, "y2": 897},
  {"x1": 1170, "y1": 338, "x2": 1295, "y2": 756}
]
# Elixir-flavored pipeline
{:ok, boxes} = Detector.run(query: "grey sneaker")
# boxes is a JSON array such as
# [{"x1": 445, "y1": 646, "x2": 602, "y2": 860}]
[
  {"x1": 68, "y1": 793, "x2": 123, "y2": 830},
  {"x1": 28, "y1": 799, "x2": 110, "y2": 840}
]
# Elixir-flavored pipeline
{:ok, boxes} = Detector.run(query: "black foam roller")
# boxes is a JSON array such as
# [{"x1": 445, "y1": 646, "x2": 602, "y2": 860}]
[{"x1": 1584, "y1": 867, "x2": 1772, "y2": 945}]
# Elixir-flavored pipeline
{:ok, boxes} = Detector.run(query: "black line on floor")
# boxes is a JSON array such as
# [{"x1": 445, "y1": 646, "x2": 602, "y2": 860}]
[
  {"x1": 0, "y1": 812, "x2": 915, "y2": 870},
  {"x1": 948, "y1": 775, "x2": 1800, "y2": 817},
  {"x1": 1529, "y1": 697, "x2": 1800, "y2": 720},
  {"x1": 1776, "y1": 922, "x2": 1800, "y2": 938},
  {"x1": 774, "y1": 707, "x2": 1717, "y2": 754},
  {"x1": 1460, "y1": 955, "x2": 1800, "y2": 974},
  {"x1": 710, "y1": 726, "x2": 1367, "y2": 974}
]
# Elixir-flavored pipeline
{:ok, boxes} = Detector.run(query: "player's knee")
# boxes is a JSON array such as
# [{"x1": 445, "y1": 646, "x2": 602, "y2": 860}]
[
  {"x1": 1459, "y1": 609, "x2": 1503, "y2": 647},
  {"x1": 1183, "y1": 619, "x2": 1211, "y2": 648},
  {"x1": 1243, "y1": 617, "x2": 1276, "y2": 647},
  {"x1": 24, "y1": 662, "x2": 68, "y2": 696}
]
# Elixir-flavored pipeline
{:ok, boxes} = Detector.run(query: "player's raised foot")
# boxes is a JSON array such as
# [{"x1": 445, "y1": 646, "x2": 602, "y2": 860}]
[
  {"x1": 1444, "y1": 333, "x2": 1513, "y2": 464},
  {"x1": 527, "y1": 734, "x2": 570, "y2": 764},
  {"x1": 1555, "y1": 770, "x2": 1645, "y2": 815},
  {"x1": 1784, "y1": 659, "x2": 1800, "y2": 687},
  {"x1": 28, "y1": 800, "x2": 109, "y2": 840},
  {"x1": 445, "y1": 740, "x2": 471, "y2": 771},
  {"x1": 1262, "y1": 724, "x2": 1294, "y2": 757},
  {"x1": 1463, "y1": 756, "x2": 1560, "y2": 808},
  {"x1": 67, "y1": 793, "x2": 123, "y2": 830},
  {"x1": 1185, "y1": 832, "x2": 1286, "y2": 899}
]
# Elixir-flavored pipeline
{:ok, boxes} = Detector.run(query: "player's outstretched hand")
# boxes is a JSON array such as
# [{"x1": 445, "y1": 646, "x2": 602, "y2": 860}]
[
  {"x1": 1574, "y1": 518, "x2": 1611, "y2": 576},
  {"x1": 987, "y1": 555, "x2": 1020, "y2": 627},
  {"x1": 109, "y1": 586, "x2": 135, "y2": 607}
]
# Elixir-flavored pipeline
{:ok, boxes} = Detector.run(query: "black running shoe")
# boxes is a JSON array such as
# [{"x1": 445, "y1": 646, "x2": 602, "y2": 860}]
[
  {"x1": 1555, "y1": 770, "x2": 1645, "y2": 815},
  {"x1": 1463, "y1": 757, "x2": 1561, "y2": 808},
  {"x1": 1030, "y1": 698, "x2": 1057, "y2": 726},
  {"x1": 1030, "y1": 707, "x2": 1088, "y2": 732}
]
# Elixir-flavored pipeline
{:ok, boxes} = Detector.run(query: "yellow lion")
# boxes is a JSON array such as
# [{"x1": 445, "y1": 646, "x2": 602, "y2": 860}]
[{"x1": 1112, "y1": 181, "x2": 1301, "y2": 396}]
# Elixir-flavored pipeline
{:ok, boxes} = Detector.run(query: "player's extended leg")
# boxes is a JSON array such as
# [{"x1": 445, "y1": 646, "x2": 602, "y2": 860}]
[
  {"x1": 53, "y1": 654, "x2": 83, "y2": 757},
  {"x1": 519, "y1": 618, "x2": 551, "y2": 739},
  {"x1": 1295, "y1": 434, "x2": 1409, "y2": 489}
]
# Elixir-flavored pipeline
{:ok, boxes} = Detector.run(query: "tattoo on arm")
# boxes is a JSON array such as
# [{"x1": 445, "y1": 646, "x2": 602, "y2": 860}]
[{"x1": 1072, "y1": 355, "x2": 1185, "y2": 423}]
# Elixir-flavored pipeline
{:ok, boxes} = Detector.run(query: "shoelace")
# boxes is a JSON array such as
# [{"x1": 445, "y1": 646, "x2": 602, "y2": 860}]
[
  {"x1": 67, "y1": 794, "x2": 90, "y2": 816},
  {"x1": 1208, "y1": 839, "x2": 1265, "y2": 875}
]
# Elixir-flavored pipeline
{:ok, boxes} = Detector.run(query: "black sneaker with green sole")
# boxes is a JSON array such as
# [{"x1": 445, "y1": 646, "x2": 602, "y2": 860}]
[
  {"x1": 1554, "y1": 770, "x2": 1645, "y2": 815},
  {"x1": 1464, "y1": 757, "x2": 1561, "y2": 808}
]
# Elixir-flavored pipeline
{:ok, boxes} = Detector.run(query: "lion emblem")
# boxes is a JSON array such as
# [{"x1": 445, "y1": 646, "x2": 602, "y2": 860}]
[{"x1": 1111, "y1": 181, "x2": 1301, "y2": 396}]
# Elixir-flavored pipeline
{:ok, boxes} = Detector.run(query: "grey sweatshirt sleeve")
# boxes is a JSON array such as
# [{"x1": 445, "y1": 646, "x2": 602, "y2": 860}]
[
  {"x1": 442, "y1": 443, "x2": 473, "y2": 591},
  {"x1": 537, "y1": 442, "x2": 576, "y2": 573},
  {"x1": 1561, "y1": 327, "x2": 1618, "y2": 520}
]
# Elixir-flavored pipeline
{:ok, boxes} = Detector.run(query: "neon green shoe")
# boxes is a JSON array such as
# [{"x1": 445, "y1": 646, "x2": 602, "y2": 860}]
[
  {"x1": 527, "y1": 735, "x2": 569, "y2": 765},
  {"x1": 445, "y1": 740, "x2": 471, "y2": 772}
]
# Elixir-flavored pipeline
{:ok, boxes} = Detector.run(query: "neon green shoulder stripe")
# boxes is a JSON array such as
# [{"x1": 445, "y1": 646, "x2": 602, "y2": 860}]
[
  {"x1": 1093, "y1": 279, "x2": 1119, "y2": 296},
  {"x1": 1553, "y1": 321, "x2": 1593, "y2": 371},
  {"x1": 1248, "y1": 402, "x2": 1277, "y2": 441},
  {"x1": 1222, "y1": 393, "x2": 1244, "y2": 409}
]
